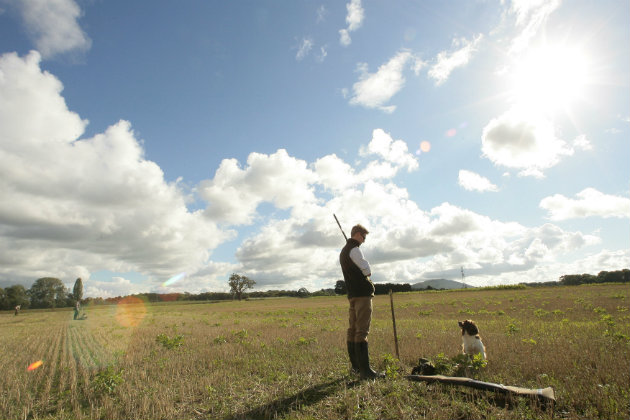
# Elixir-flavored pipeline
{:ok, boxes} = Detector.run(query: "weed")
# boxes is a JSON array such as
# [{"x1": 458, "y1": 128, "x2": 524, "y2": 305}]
[
  {"x1": 382, "y1": 353, "x2": 402, "y2": 379},
  {"x1": 92, "y1": 365, "x2": 124, "y2": 396},
  {"x1": 534, "y1": 308, "x2": 549, "y2": 317},
  {"x1": 506, "y1": 321, "x2": 520, "y2": 335},
  {"x1": 156, "y1": 333, "x2": 184, "y2": 349},
  {"x1": 427, "y1": 353, "x2": 486, "y2": 376},
  {"x1": 296, "y1": 337, "x2": 317, "y2": 346},
  {"x1": 232, "y1": 329, "x2": 248, "y2": 343}
]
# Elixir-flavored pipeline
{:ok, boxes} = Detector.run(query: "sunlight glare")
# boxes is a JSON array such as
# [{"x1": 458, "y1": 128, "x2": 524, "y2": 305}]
[
  {"x1": 115, "y1": 296, "x2": 147, "y2": 328},
  {"x1": 511, "y1": 45, "x2": 590, "y2": 111}
]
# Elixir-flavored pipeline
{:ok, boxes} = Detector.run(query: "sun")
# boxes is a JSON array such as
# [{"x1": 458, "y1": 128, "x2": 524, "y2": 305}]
[{"x1": 510, "y1": 45, "x2": 590, "y2": 113}]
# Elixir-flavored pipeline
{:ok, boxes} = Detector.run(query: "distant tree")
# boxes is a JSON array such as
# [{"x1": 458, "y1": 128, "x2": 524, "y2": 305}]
[
  {"x1": 0, "y1": 287, "x2": 8, "y2": 310},
  {"x1": 72, "y1": 278, "x2": 83, "y2": 302},
  {"x1": 297, "y1": 287, "x2": 310, "y2": 298},
  {"x1": 5, "y1": 285, "x2": 30, "y2": 309},
  {"x1": 29, "y1": 277, "x2": 68, "y2": 309},
  {"x1": 374, "y1": 282, "x2": 412, "y2": 295},
  {"x1": 560, "y1": 270, "x2": 629, "y2": 286},
  {"x1": 228, "y1": 273, "x2": 256, "y2": 301},
  {"x1": 334, "y1": 280, "x2": 347, "y2": 295}
]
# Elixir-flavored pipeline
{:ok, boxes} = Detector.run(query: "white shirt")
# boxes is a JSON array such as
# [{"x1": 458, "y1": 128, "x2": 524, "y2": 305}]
[{"x1": 349, "y1": 246, "x2": 371, "y2": 277}]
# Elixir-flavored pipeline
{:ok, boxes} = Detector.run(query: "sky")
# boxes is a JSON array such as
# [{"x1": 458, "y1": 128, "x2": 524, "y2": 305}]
[{"x1": 0, "y1": 0, "x2": 628, "y2": 298}]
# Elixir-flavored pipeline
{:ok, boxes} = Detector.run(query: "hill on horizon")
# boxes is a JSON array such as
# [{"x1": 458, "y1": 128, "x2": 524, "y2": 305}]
[{"x1": 411, "y1": 278, "x2": 474, "y2": 290}]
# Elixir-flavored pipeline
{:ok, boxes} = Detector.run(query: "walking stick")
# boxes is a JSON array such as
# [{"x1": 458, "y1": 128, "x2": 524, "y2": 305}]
[{"x1": 389, "y1": 289, "x2": 400, "y2": 359}]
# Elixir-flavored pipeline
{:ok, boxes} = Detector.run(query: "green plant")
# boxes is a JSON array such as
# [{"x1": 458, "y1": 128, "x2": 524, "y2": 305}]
[
  {"x1": 296, "y1": 336, "x2": 317, "y2": 346},
  {"x1": 156, "y1": 333, "x2": 184, "y2": 349},
  {"x1": 428, "y1": 353, "x2": 487, "y2": 377},
  {"x1": 506, "y1": 321, "x2": 520, "y2": 335},
  {"x1": 92, "y1": 365, "x2": 124, "y2": 395},
  {"x1": 382, "y1": 353, "x2": 402, "y2": 379}
]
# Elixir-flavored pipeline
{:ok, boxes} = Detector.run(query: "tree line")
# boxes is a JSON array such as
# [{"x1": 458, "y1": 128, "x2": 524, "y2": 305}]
[
  {"x1": 2, "y1": 269, "x2": 627, "y2": 310},
  {"x1": 334, "y1": 280, "x2": 412, "y2": 295},
  {"x1": 559, "y1": 269, "x2": 629, "y2": 286},
  {"x1": 0, "y1": 277, "x2": 83, "y2": 310}
]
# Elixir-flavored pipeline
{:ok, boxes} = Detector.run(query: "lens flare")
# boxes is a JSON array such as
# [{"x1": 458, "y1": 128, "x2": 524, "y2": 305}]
[
  {"x1": 27, "y1": 360, "x2": 43, "y2": 371},
  {"x1": 163, "y1": 272, "x2": 186, "y2": 287},
  {"x1": 416, "y1": 140, "x2": 432, "y2": 155},
  {"x1": 445, "y1": 128, "x2": 457, "y2": 137},
  {"x1": 115, "y1": 296, "x2": 147, "y2": 328}
]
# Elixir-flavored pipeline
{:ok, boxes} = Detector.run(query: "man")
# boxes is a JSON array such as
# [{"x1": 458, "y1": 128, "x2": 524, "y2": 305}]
[
  {"x1": 74, "y1": 301, "x2": 80, "y2": 320},
  {"x1": 339, "y1": 224, "x2": 384, "y2": 379}
]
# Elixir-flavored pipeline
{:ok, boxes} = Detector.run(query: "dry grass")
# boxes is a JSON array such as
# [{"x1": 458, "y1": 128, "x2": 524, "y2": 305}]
[{"x1": 1, "y1": 283, "x2": 628, "y2": 419}]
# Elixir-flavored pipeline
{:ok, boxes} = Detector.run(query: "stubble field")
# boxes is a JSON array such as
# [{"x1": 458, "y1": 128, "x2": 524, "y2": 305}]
[{"x1": 1, "y1": 283, "x2": 629, "y2": 420}]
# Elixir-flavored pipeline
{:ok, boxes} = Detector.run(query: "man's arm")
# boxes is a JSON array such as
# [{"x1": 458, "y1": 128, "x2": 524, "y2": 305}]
[{"x1": 349, "y1": 247, "x2": 371, "y2": 277}]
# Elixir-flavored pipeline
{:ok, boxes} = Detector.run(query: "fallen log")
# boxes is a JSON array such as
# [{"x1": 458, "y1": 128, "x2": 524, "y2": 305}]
[{"x1": 405, "y1": 374, "x2": 555, "y2": 405}]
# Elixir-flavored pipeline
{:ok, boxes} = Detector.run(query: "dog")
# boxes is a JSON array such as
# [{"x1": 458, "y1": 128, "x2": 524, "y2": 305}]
[{"x1": 458, "y1": 319, "x2": 486, "y2": 359}]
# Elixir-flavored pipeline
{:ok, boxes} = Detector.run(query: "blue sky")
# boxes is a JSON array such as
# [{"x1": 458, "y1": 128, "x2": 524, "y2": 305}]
[{"x1": 0, "y1": 0, "x2": 628, "y2": 298}]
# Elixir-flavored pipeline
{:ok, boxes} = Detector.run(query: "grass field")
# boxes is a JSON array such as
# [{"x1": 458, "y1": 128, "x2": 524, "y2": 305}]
[{"x1": 1, "y1": 283, "x2": 629, "y2": 420}]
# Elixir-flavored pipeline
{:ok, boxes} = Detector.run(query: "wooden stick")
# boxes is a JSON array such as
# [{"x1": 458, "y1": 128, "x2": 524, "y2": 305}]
[
  {"x1": 405, "y1": 374, "x2": 555, "y2": 404},
  {"x1": 389, "y1": 289, "x2": 400, "y2": 359}
]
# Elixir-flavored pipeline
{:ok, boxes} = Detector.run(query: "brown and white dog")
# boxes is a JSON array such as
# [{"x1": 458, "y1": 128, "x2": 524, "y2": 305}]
[{"x1": 458, "y1": 319, "x2": 486, "y2": 359}]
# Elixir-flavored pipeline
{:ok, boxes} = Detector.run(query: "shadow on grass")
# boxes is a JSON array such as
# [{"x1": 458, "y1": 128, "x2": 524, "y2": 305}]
[{"x1": 226, "y1": 377, "x2": 360, "y2": 420}]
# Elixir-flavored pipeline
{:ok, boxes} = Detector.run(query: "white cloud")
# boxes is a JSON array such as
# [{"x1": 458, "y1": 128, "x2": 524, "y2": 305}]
[
  {"x1": 573, "y1": 134, "x2": 593, "y2": 151},
  {"x1": 296, "y1": 38, "x2": 313, "y2": 61},
  {"x1": 0, "y1": 52, "x2": 621, "y2": 296},
  {"x1": 339, "y1": 29, "x2": 352, "y2": 47},
  {"x1": 83, "y1": 277, "x2": 146, "y2": 299},
  {"x1": 339, "y1": 0, "x2": 364, "y2": 46},
  {"x1": 540, "y1": 188, "x2": 630, "y2": 221},
  {"x1": 0, "y1": 51, "x2": 232, "y2": 290},
  {"x1": 359, "y1": 129, "x2": 419, "y2": 172},
  {"x1": 16, "y1": 0, "x2": 92, "y2": 59},
  {"x1": 316, "y1": 46, "x2": 328, "y2": 63},
  {"x1": 428, "y1": 34, "x2": 483, "y2": 85},
  {"x1": 348, "y1": 50, "x2": 420, "y2": 113},
  {"x1": 316, "y1": 5, "x2": 327, "y2": 23},
  {"x1": 214, "y1": 143, "x2": 601, "y2": 290},
  {"x1": 481, "y1": 108, "x2": 574, "y2": 176},
  {"x1": 199, "y1": 149, "x2": 318, "y2": 225},
  {"x1": 458, "y1": 170, "x2": 498, "y2": 192},
  {"x1": 508, "y1": 0, "x2": 561, "y2": 54}
]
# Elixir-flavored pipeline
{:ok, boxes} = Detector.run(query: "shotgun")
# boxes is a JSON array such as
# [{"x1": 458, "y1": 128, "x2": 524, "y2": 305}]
[{"x1": 333, "y1": 213, "x2": 347, "y2": 241}]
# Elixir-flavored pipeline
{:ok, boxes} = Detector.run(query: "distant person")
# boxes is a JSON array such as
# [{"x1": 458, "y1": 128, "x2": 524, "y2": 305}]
[
  {"x1": 339, "y1": 224, "x2": 384, "y2": 379},
  {"x1": 14, "y1": 305, "x2": 20, "y2": 316},
  {"x1": 74, "y1": 301, "x2": 80, "y2": 320}
]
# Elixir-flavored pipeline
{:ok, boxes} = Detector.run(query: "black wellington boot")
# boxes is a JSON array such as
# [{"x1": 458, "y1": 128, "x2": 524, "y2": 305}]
[
  {"x1": 347, "y1": 342, "x2": 360, "y2": 375},
  {"x1": 355, "y1": 341, "x2": 385, "y2": 380}
]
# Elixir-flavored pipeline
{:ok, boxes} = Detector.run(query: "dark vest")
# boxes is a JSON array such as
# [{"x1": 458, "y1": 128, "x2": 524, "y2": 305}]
[{"x1": 340, "y1": 238, "x2": 375, "y2": 298}]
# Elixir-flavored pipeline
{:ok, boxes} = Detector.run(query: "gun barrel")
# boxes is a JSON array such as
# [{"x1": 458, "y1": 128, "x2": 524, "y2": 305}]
[{"x1": 333, "y1": 214, "x2": 348, "y2": 241}]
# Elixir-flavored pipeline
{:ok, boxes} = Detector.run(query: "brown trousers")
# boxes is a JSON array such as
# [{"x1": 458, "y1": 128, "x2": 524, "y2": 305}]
[{"x1": 347, "y1": 296, "x2": 373, "y2": 343}]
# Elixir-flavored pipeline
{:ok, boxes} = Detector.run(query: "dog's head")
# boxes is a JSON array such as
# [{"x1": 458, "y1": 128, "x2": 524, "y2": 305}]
[{"x1": 458, "y1": 319, "x2": 479, "y2": 336}]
